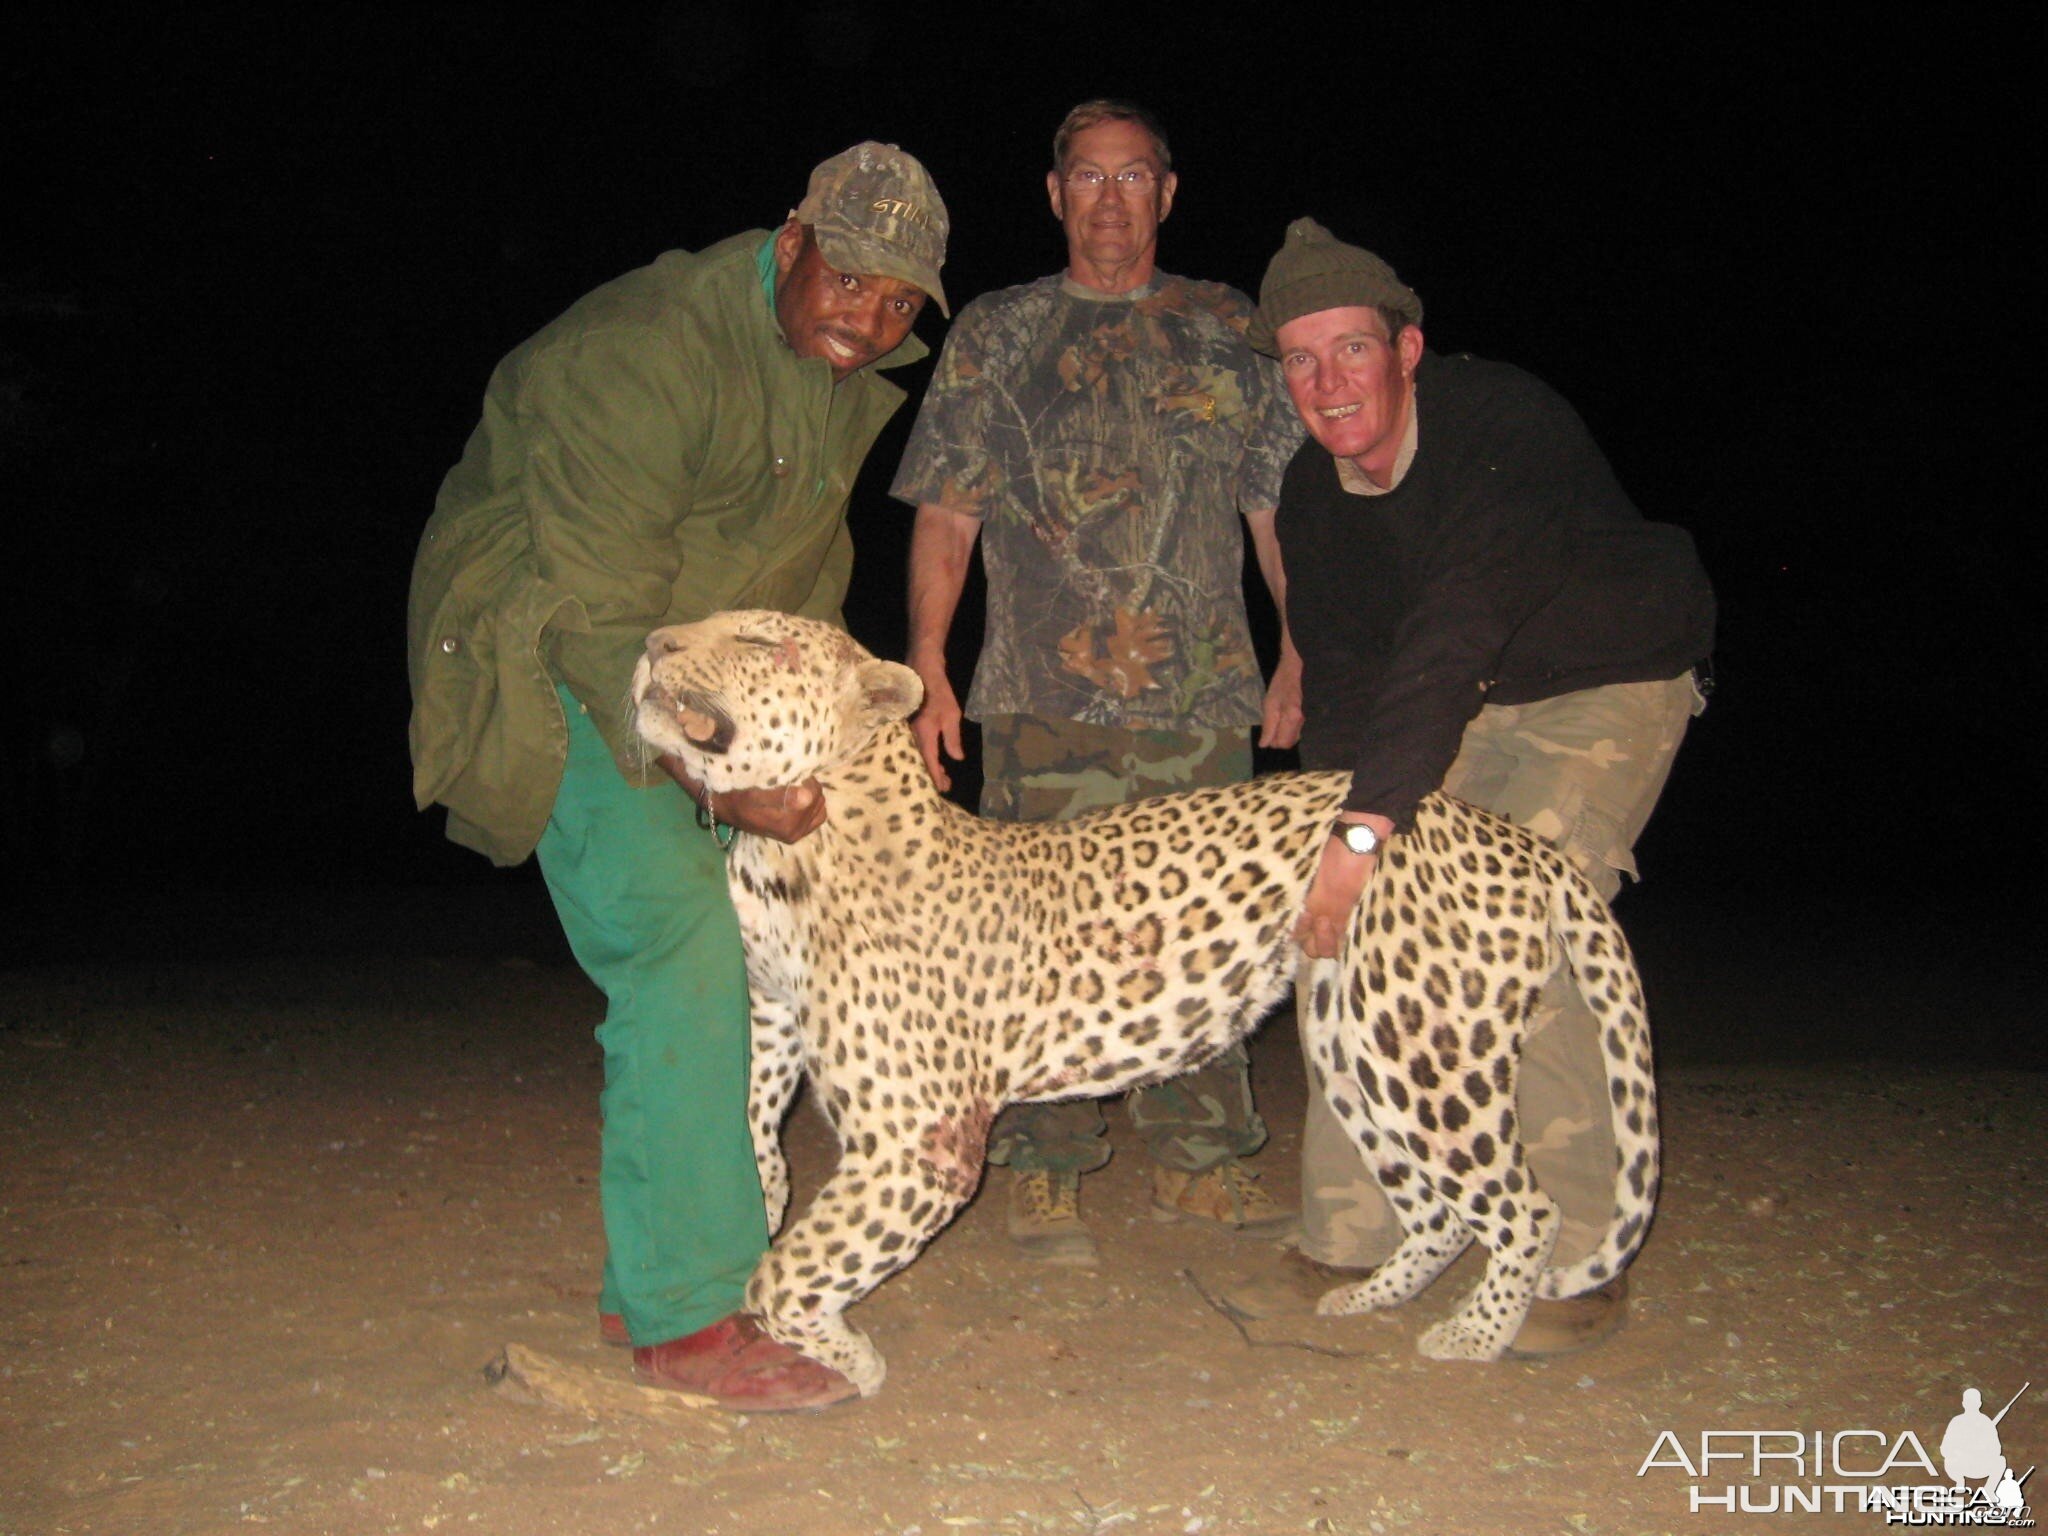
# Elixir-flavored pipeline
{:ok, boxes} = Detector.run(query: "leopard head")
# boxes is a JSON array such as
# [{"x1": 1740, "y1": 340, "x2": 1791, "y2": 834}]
[{"x1": 629, "y1": 610, "x2": 922, "y2": 793}]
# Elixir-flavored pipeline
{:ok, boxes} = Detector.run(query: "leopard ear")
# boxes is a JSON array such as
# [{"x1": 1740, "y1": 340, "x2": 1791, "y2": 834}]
[{"x1": 850, "y1": 659, "x2": 924, "y2": 725}]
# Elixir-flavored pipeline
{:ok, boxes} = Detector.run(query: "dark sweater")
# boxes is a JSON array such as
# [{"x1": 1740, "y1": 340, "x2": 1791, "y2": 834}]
[{"x1": 1279, "y1": 350, "x2": 1715, "y2": 830}]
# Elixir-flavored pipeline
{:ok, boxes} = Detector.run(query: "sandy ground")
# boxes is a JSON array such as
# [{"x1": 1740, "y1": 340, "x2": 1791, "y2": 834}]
[{"x1": 4, "y1": 925, "x2": 2044, "y2": 1536}]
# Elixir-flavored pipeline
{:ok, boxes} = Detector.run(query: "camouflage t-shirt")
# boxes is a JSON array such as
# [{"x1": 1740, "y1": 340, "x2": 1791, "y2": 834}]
[{"x1": 891, "y1": 272, "x2": 1303, "y2": 731}]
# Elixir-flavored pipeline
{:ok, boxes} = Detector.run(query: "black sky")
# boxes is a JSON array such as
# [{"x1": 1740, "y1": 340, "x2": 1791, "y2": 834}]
[{"x1": 5, "y1": 9, "x2": 2037, "y2": 1006}]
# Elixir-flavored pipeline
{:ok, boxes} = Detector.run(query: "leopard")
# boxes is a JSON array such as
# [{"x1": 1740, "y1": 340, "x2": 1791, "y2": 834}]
[{"x1": 629, "y1": 609, "x2": 1658, "y2": 1398}]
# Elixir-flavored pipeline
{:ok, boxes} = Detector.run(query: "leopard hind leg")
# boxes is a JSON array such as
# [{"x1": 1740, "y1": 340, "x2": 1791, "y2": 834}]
[
  {"x1": 1414, "y1": 1154, "x2": 1562, "y2": 1362},
  {"x1": 1298, "y1": 961, "x2": 1473, "y2": 1317},
  {"x1": 1351, "y1": 1005, "x2": 1563, "y2": 1360},
  {"x1": 1311, "y1": 1119, "x2": 1474, "y2": 1316}
]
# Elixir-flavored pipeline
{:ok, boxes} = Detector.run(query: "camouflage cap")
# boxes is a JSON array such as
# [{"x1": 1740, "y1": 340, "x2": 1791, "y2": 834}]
[
  {"x1": 1246, "y1": 217, "x2": 1423, "y2": 356},
  {"x1": 795, "y1": 141, "x2": 951, "y2": 316}
]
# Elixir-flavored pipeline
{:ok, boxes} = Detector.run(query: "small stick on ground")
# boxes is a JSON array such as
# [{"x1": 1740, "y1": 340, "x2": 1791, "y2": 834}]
[{"x1": 1178, "y1": 1268, "x2": 1384, "y2": 1360}]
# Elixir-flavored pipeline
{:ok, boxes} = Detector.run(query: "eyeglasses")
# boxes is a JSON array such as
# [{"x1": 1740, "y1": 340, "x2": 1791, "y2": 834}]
[{"x1": 1061, "y1": 167, "x2": 1158, "y2": 193}]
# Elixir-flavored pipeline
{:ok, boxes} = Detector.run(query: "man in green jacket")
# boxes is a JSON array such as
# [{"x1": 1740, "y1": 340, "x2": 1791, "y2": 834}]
[{"x1": 407, "y1": 142, "x2": 949, "y2": 1412}]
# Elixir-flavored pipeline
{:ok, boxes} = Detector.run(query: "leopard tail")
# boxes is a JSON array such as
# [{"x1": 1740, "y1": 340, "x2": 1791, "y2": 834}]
[{"x1": 1534, "y1": 859, "x2": 1660, "y2": 1301}]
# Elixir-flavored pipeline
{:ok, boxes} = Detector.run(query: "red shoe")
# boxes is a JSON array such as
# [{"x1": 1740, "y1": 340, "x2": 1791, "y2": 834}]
[
  {"x1": 599, "y1": 1310, "x2": 629, "y2": 1347},
  {"x1": 632, "y1": 1313, "x2": 859, "y2": 1412}
]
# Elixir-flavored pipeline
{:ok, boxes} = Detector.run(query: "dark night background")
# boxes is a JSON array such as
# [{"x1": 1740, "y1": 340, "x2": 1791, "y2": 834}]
[{"x1": 5, "y1": 9, "x2": 2038, "y2": 1063}]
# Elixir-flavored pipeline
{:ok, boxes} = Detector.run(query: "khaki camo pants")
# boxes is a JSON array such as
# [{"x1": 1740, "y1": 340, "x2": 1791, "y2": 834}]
[
  {"x1": 978, "y1": 713, "x2": 1269, "y2": 1177},
  {"x1": 1299, "y1": 672, "x2": 1705, "y2": 1269}
]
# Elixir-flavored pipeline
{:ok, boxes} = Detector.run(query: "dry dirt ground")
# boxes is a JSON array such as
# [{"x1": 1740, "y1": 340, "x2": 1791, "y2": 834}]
[{"x1": 4, "y1": 936, "x2": 2044, "y2": 1536}]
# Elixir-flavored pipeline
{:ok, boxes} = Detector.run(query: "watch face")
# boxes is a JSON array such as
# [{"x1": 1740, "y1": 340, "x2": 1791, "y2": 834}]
[{"x1": 1341, "y1": 823, "x2": 1379, "y2": 856}]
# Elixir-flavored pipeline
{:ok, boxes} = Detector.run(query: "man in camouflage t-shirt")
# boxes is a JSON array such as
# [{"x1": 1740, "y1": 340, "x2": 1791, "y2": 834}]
[{"x1": 891, "y1": 100, "x2": 1305, "y2": 1266}]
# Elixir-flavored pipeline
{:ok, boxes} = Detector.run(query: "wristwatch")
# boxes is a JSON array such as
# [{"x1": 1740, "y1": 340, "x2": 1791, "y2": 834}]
[{"x1": 1332, "y1": 820, "x2": 1382, "y2": 857}]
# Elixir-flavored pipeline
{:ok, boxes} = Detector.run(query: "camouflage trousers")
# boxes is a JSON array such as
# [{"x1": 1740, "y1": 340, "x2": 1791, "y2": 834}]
[
  {"x1": 978, "y1": 713, "x2": 1269, "y2": 1176},
  {"x1": 1299, "y1": 672, "x2": 1705, "y2": 1268}
]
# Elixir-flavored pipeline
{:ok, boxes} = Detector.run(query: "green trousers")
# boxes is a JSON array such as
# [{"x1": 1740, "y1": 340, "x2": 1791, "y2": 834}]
[{"x1": 535, "y1": 688, "x2": 765, "y2": 1345}]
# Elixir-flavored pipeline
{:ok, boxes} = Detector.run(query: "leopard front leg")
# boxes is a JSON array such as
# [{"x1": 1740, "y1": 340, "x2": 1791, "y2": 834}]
[
  {"x1": 747, "y1": 999, "x2": 803, "y2": 1234},
  {"x1": 745, "y1": 1106, "x2": 991, "y2": 1398}
]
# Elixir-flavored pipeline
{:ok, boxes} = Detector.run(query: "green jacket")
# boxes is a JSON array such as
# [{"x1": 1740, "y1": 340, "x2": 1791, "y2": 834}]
[{"x1": 407, "y1": 231, "x2": 927, "y2": 865}]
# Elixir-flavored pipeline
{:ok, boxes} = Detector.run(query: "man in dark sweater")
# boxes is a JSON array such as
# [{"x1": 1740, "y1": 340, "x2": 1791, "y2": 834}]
[{"x1": 1221, "y1": 219, "x2": 1715, "y2": 1354}]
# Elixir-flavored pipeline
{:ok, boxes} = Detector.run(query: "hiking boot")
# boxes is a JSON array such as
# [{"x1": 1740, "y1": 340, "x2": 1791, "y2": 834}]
[
  {"x1": 632, "y1": 1313, "x2": 859, "y2": 1412},
  {"x1": 1215, "y1": 1247, "x2": 1367, "y2": 1320},
  {"x1": 1005, "y1": 1169, "x2": 1098, "y2": 1266},
  {"x1": 1505, "y1": 1274, "x2": 1630, "y2": 1358},
  {"x1": 1151, "y1": 1162, "x2": 1299, "y2": 1238}
]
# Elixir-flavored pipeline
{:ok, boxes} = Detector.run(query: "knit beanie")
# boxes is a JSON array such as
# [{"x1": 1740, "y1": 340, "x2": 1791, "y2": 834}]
[{"x1": 1245, "y1": 217, "x2": 1423, "y2": 356}]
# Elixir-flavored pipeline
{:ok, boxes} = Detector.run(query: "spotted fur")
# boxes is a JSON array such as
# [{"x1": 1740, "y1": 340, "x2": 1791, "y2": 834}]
[{"x1": 630, "y1": 611, "x2": 1658, "y2": 1394}]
